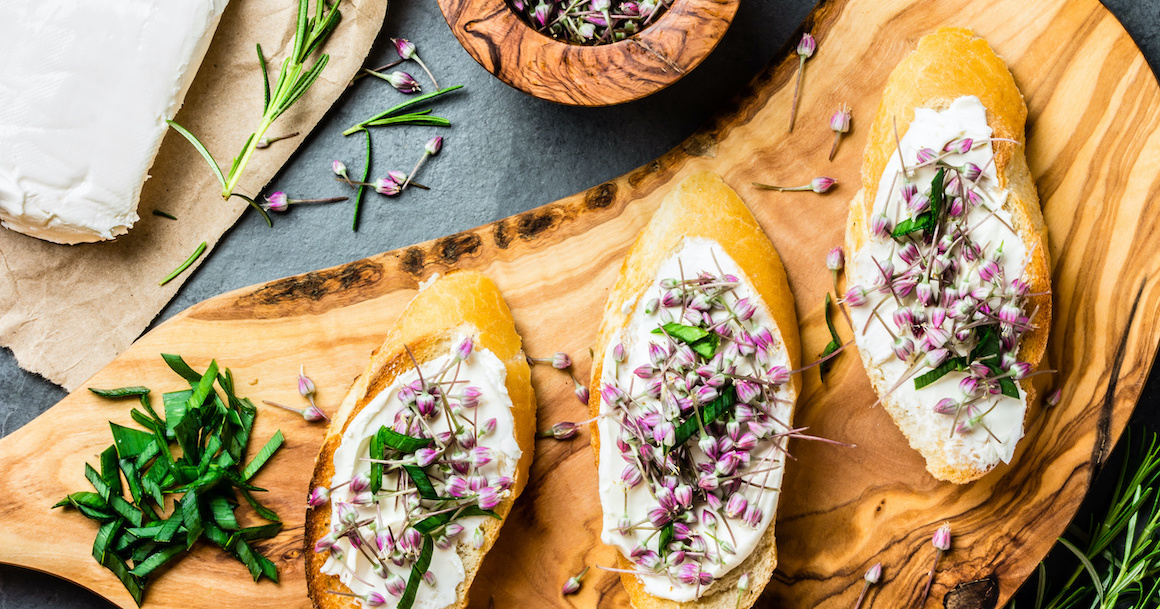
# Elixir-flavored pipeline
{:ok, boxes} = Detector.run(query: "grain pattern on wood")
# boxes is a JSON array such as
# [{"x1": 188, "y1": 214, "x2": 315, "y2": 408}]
[
  {"x1": 2, "y1": 0, "x2": 1159, "y2": 608},
  {"x1": 436, "y1": 0, "x2": 738, "y2": 106}
]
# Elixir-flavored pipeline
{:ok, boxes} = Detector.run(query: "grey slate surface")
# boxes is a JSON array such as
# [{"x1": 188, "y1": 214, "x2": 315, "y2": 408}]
[{"x1": 2, "y1": 0, "x2": 1158, "y2": 606}]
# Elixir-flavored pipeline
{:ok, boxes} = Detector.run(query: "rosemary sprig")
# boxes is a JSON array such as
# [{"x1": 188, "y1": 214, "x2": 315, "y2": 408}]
[
  {"x1": 169, "y1": 0, "x2": 341, "y2": 210},
  {"x1": 342, "y1": 85, "x2": 464, "y2": 136},
  {"x1": 160, "y1": 242, "x2": 207, "y2": 286},
  {"x1": 1012, "y1": 431, "x2": 1160, "y2": 609}
]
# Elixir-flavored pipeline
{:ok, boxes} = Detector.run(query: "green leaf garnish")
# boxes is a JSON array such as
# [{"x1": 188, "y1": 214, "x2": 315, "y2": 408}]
[
  {"x1": 819, "y1": 293, "x2": 842, "y2": 382},
  {"x1": 892, "y1": 168, "x2": 945, "y2": 238},
  {"x1": 913, "y1": 356, "x2": 969, "y2": 389},
  {"x1": 92, "y1": 519, "x2": 122, "y2": 564},
  {"x1": 90, "y1": 386, "x2": 151, "y2": 399},
  {"x1": 399, "y1": 535, "x2": 434, "y2": 609},
  {"x1": 670, "y1": 387, "x2": 736, "y2": 451},
  {"x1": 652, "y1": 322, "x2": 721, "y2": 359},
  {"x1": 379, "y1": 427, "x2": 436, "y2": 453},
  {"x1": 414, "y1": 506, "x2": 500, "y2": 535},
  {"x1": 402, "y1": 464, "x2": 448, "y2": 500},
  {"x1": 658, "y1": 523, "x2": 674, "y2": 559}
]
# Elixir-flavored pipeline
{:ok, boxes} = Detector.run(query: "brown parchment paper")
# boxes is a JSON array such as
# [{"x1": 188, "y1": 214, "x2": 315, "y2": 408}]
[{"x1": 0, "y1": 0, "x2": 389, "y2": 391}]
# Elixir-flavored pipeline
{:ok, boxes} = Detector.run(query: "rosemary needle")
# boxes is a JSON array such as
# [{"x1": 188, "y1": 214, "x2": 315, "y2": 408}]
[
  {"x1": 152, "y1": 209, "x2": 177, "y2": 220},
  {"x1": 160, "y1": 242, "x2": 207, "y2": 286}
]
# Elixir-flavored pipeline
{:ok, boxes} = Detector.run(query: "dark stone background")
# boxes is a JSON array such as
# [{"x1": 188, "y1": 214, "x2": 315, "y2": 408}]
[{"x1": 1, "y1": 0, "x2": 1157, "y2": 606}]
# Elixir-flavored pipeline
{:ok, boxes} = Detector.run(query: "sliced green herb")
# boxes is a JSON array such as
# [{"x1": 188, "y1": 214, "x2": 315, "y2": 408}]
[
  {"x1": 819, "y1": 293, "x2": 842, "y2": 382},
  {"x1": 90, "y1": 386, "x2": 151, "y2": 399},
  {"x1": 399, "y1": 535, "x2": 434, "y2": 609},
  {"x1": 240, "y1": 430, "x2": 284, "y2": 481},
  {"x1": 670, "y1": 388, "x2": 736, "y2": 451},
  {"x1": 152, "y1": 209, "x2": 178, "y2": 220},
  {"x1": 414, "y1": 506, "x2": 499, "y2": 535}
]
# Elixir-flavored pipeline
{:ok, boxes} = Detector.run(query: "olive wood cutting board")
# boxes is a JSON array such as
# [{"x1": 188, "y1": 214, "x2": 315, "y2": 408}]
[{"x1": 2, "y1": 0, "x2": 1158, "y2": 607}]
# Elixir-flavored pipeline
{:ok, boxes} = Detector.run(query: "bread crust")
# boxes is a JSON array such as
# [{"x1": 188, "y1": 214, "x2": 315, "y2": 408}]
[
  {"x1": 304, "y1": 270, "x2": 535, "y2": 609},
  {"x1": 844, "y1": 28, "x2": 1052, "y2": 484},
  {"x1": 589, "y1": 171, "x2": 801, "y2": 609}
]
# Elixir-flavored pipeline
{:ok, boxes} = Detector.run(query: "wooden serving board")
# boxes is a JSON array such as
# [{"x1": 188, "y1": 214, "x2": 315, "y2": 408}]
[{"x1": 2, "y1": 0, "x2": 1158, "y2": 607}]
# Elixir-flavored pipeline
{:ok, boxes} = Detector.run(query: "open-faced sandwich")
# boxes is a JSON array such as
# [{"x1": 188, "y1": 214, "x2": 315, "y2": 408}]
[
  {"x1": 590, "y1": 171, "x2": 801, "y2": 608},
  {"x1": 844, "y1": 27, "x2": 1051, "y2": 484},
  {"x1": 304, "y1": 270, "x2": 535, "y2": 609}
]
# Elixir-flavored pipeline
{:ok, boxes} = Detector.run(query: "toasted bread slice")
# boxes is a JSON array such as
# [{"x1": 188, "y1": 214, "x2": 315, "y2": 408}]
[
  {"x1": 844, "y1": 28, "x2": 1051, "y2": 483},
  {"x1": 304, "y1": 270, "x2": 535, "y2": 609},
  {"x1": 590, "y1": 171, "x2": 801, "y2": 609}
]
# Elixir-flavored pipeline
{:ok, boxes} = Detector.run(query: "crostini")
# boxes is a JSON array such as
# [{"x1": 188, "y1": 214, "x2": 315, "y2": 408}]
[
  {"x1": 304, "y1": 270, "x2": 535, "y2": 609},
  {"x1": 844, "y1": 27, "x2": 1051, "y2": 483},
  {"x1": 590, "y1": 171, "x2": 801, "y2": 608}
]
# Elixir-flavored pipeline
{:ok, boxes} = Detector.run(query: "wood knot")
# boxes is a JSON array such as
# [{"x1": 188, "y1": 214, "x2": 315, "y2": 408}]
[
  {"x1": 240, "y1": 260, "x2": 383, "y2": 306},
  {"x1": 436, "y1": 232, "x2": 483, "y2": 263},
  {"x1": 516, "y1": 208, "x2": 563, "y2": 240},
  {"x1": 585, "y1": 182, "x2": 618, "y2": 210},
  {"x1": 400, "y1": 247, "x2": 426, "y2": 277},
  {"x1": 944, "y1": 575, "x2": 999, "y2": 609},
  {"x1": 682, "y1": 131, "x2": 718, "y2": 158}
]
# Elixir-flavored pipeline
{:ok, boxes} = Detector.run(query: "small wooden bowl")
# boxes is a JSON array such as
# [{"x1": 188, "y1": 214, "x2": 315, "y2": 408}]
[{"x1": 437, "y1": 0, "x2": 739, "y2": 106}]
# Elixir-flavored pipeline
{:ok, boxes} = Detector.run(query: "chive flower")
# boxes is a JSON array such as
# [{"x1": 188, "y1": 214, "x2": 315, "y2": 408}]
[
  {"x1": 562, "y1": 566, "x2": 589, "y2": 595},
  {"x1": 829, "y1": 103, "x2": 851, "y2": 160},
  {"x1": 789, "y1": 33, "x2": 816, "y2": 132}
]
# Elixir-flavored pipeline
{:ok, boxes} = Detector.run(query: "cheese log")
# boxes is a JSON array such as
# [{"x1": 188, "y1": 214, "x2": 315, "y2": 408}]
[
  {"x1": 305, "y1": 270, "x2": 535, "y2": 609},
  {"x1": 590, "y1": 171, "x2": 801, "y2": 609},
  {"x1": 845, "y1": 28, "x2": 1051, "y2": 483},
  {"x1": 0, "y1": 0, "x2": 228, "y2": 244}
]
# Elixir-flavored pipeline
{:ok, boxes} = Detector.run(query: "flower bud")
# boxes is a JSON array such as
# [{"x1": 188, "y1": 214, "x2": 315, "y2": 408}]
[
  {"x1": 613, "y1": 342, "x2": 627, "y2": 363},
  {"x1": 302, "y1": 404, "x2": 327, "y2": 422},
  {"x1": 830, "y1": 104, "x2": 851, "y2": 133},
  {"x1": 811, "y1": 176, "x2": 837, "y2": 193},
  {"x1": 562, "y1": 567, "x2": 588, "y2": 595},
  {"x1": 932, "y1": 522, "x2": 952, "y2": 551},
  {"x1": 454, "y1": 336, "x2": 474, "y2": 362},
  {"x1": 349, "y1": 473, "x2": 371, "y2": 493},
  {"x1": 1046, "y1": 388, "x2": 1062, "y2": 407},
  {"x1": 826, "y1": 246, "x2": 844, "y2": 271},
  {"x1": 425, "y1": 135, "x2": 444, "y2": 156},
  {"x1": 332, "y1": 160, "x2": 348, "y2": 179},
  {"x1": 796, "y1": 33, "x2": 816, "y2": 58},
  {"x1": 933, "y1": 398, "x2": 957, "y2": 415},
  {"x1": 551, "y1": 352, "x2": 572, "y2": 369},
  {"x1": 871, "y1": 213, "x2": 893, "y2": 238},
  {"x1": 383, "y1": 70, "x2": 421, "y2": 93},
  {"x1": 264, "y1": 191, "x2": 289, "y2": 212},
  {"x1": 363, "y1": 592, "x2": 387, "y2": 606},
  {"x1": 375, "y1": 177, "x2": 401, "y2": 196},
  {"x1": 307, "y1": 486, "x2": 330, "y2": 507},
  {"x1": 865, "y1": 562, "x2": 883, "y2": 584},
  {"x1": 392, "y1": 37, "x2": 417, "y2": 59}
]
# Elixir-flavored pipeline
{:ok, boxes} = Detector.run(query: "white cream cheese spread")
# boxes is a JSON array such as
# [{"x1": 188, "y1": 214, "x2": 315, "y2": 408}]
[
  {"x1": 316, "y1": 335, "x2": 521, "y2": 608},
  {"x1": 0, "y1": 0, "x2": 229, "y2": 244},
  {"x1": 596, "y1": 237, "x2": 796, "y2": 601},
  {"x1": 847, "y1": 96, "x2": 1032, "y2": 468}
]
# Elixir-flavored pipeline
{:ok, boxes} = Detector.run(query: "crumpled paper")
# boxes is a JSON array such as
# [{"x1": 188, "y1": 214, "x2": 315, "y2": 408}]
[{"x1": 0, "y1": 0, "x2": 388, "y2": 390}]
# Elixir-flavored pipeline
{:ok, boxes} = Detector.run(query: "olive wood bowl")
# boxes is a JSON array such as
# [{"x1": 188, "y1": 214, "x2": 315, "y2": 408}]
[{"x1": 436, "y1": 0, "x2": 739, "y2": 106}]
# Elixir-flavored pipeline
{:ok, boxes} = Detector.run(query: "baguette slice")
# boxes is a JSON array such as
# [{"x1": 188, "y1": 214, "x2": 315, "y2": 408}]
[
  {"x1": 304, "y1": 270, "x2": 535, "y2": 609},
  {"x1": 590, "y1": 171, "x2": 801, "y2": 609},
  {"x1": 845, "y1": 28, "x2": 1051, "y2": 483}
]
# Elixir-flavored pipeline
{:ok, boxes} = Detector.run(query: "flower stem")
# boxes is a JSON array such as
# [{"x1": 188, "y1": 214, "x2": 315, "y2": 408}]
[
  {"x1": 789, "y1": 56, "x2": 805, "y2": 132},
  {"x1": 752, "y1": 183, "x2": 810, "y2": 192},
  {"x1": 917, "y1": 548, "x2": 943, "y2": 608},
  {"x1": 853, "y1": 580, "x2": 871, "y2": 609},
  {"x1": 413, "y1": 55, "x2": 439, "y2": 89},
  {"x1": 829, "y1": 131, "x2": 841, "y2": 161}
]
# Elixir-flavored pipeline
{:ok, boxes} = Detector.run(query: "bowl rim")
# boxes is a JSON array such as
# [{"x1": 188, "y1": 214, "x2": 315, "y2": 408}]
[{"x1": 436, "y1": 0, "x2": 740, "y2": 106}]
